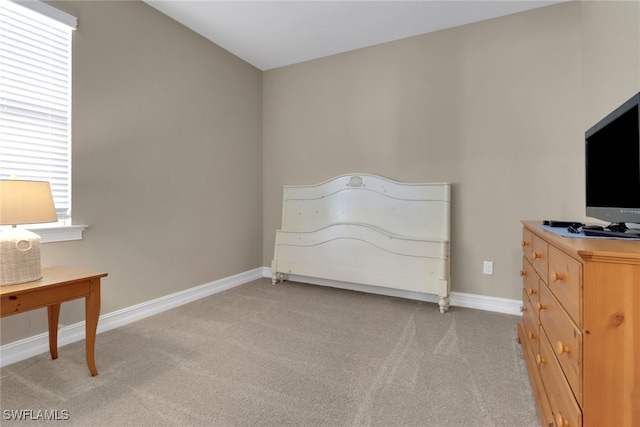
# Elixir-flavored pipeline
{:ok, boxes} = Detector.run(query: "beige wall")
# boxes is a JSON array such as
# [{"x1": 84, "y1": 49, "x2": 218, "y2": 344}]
[
  {"x1": 1, "y1": 1, "x2": 263, "y2": 344},
  {"x1": 2, "y1": 1, "x2": 638, "y2": 346},
  {"x1": 582, "y1": 0, "x2": 640, "y2": 126},
  {"x1": 263, "y1": 1, "x2": 639, "y2": 300}
]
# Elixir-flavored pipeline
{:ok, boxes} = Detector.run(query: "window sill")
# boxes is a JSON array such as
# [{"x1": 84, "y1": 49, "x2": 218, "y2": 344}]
[{"x1": 28, "y1": 225, "x2": 88, "y2": 243}]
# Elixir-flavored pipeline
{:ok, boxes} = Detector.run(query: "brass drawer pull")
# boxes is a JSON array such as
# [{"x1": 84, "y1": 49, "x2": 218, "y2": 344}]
[
  {"x1": 557, "y1": 341, "x2": 570, "y2": 355},
  {"x1": 556, "y1": 413, "x2": 569, "y2": 426}
]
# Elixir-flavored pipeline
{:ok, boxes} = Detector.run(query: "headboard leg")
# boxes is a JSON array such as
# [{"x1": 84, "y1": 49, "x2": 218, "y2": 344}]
[
  {"x1": 271, "y1": 272, "x2": 286, "y2": 285},
  {"x1": 439, "y1": 296, "x2": 450, "y2": 313}
]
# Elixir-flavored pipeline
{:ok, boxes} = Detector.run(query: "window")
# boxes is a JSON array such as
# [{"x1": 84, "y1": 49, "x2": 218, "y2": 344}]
[
  {"x1": 0, "y1": 0, "x2": 83, "y2": 241},
  {"x1": 0, "y1": 0, "x2": 76, "y2": 222}
]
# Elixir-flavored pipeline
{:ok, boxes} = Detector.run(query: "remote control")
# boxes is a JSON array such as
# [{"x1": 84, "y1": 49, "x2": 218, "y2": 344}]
[{"x1": 543, "y1": 220, "x2": 584, "y2": 228}]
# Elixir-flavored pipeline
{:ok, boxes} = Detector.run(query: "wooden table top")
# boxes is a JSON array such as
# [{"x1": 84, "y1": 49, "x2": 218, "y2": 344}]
[{"x1": 0, "y1": 265, "x2": 108, "y2": 296}]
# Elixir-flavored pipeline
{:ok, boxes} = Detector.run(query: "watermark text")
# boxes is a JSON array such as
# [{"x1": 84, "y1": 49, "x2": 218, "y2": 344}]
[{"x1": 3, "y1": 409, "x2": 70, "y2": 421}]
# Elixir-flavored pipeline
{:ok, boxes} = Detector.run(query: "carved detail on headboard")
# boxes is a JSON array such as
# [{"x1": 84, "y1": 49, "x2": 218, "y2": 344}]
[{"x1": 346, "y1": 176, "x2": 365, "y2": 188}]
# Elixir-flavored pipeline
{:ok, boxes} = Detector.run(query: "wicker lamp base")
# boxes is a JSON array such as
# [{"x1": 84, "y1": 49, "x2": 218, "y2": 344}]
[{"x1": 0, "y1": 227, "x2": 43, "y2": 286}]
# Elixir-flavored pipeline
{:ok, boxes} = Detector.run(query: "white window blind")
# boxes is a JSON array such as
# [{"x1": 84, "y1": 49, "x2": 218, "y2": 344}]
[{"x1": 0, "y1": 0, "x2": 76, "y2": 221}]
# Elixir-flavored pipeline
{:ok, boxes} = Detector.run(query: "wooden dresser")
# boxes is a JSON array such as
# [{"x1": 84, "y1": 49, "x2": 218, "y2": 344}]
[{"x1": 518, "y1": 221, "x2": 639, "y2": 427}]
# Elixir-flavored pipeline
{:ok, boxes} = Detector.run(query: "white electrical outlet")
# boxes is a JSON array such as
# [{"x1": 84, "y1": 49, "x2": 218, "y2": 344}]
[{"x1": 483, "y1": 261, "x2": 493, "y2": 275}]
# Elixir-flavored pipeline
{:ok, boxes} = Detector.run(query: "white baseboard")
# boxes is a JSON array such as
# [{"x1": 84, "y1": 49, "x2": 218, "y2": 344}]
[
  {"x1": 1, "y1": 266, "x2": 522, "y2": 368},
  {"x1": 261, "y1": 267, "x2": 522, "y2": 316},
  {"x1": 0, "y1": 268, "x2": 264, "y2": 368}
]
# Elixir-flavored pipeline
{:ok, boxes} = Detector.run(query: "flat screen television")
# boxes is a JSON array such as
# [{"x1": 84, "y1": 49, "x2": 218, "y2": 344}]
[{"x1": 585, "y1": 91, "x2": 640, "y2": 237}]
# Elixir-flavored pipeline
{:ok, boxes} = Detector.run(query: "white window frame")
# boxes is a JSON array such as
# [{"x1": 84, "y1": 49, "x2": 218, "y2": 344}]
[{"x1": 0, "y1": 0, "x2": 85, "y2": 242}]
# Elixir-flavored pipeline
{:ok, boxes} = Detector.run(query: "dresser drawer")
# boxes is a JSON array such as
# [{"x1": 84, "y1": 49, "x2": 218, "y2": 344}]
[
  {"x1": 538, "y1": 330, "x2": 582, "y2": 427},
  {"x1": 521, "y1": 257, "x2": 539, "y2": 310},
  {"x1": 519, "y1": 324, "x2": 555, "y2": 427},
  {"x1": 522, "y1": 288, "x2": 540, "y2": 359},
  {"x1": 531, "y1": 235, "x2": 549, "y2": 282},
  {"x1": 522, "y1": 227, "x2": 533, "y2": 262},
  {"x1": 548, "y1": 246, "x2": 582, "y2": 326},
  {"x1": 539, "y1": 282, "x2": 582, "y2": 405}
]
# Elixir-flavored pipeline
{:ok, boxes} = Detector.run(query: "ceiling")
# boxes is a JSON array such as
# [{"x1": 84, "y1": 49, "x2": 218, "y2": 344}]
[{"x1": 144, "y1": 1, "x2": 566, "y2": 71}]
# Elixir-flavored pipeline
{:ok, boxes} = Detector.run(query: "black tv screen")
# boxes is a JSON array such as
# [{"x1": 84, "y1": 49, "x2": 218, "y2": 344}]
[{"x1": 585, "y1": 92, "x2": 640, "y2": 226}]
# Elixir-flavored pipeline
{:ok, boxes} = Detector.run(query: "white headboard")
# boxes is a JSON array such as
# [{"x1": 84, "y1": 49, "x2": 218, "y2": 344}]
[{"x1": 272, "y1": 174, "x2": 452, "y2": 313}]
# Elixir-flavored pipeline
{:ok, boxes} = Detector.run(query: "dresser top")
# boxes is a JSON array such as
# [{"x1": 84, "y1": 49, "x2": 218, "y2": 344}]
[{"x1": 523, "y1": 220, "x2": 640, "y2": 264}]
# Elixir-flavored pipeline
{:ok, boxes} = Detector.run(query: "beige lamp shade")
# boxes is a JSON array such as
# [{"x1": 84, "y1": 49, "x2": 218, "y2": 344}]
[
  {"x1": 0, "y1": 180, "x2": 58, "y2": 226},
  {"x1": 0, "y1": 180, "x2": 58, "y2": 285}
]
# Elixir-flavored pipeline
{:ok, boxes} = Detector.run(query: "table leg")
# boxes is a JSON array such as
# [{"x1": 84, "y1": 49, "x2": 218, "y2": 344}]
[
  {"x1": 85, "y1": 279, "x2": 101, "y2": 376},
  {"x1": 47, "y1": 304, "x2": 61, "y2": 360}
]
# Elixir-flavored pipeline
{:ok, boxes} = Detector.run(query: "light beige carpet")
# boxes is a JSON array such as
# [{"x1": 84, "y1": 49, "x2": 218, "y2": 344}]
[{"x1": 1, "y1": 279, "x2": 539, "y2": 426}]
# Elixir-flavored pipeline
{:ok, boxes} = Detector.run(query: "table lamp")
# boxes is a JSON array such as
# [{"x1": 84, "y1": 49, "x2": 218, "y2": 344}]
[{"x1": 0, "y1": 180, "x2": 58, "y2": 286}]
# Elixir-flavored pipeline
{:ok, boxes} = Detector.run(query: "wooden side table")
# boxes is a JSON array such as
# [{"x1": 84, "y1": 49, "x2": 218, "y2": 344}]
[{"x1": 0, "y1": 266, "x2": 108, "y2": 376}]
